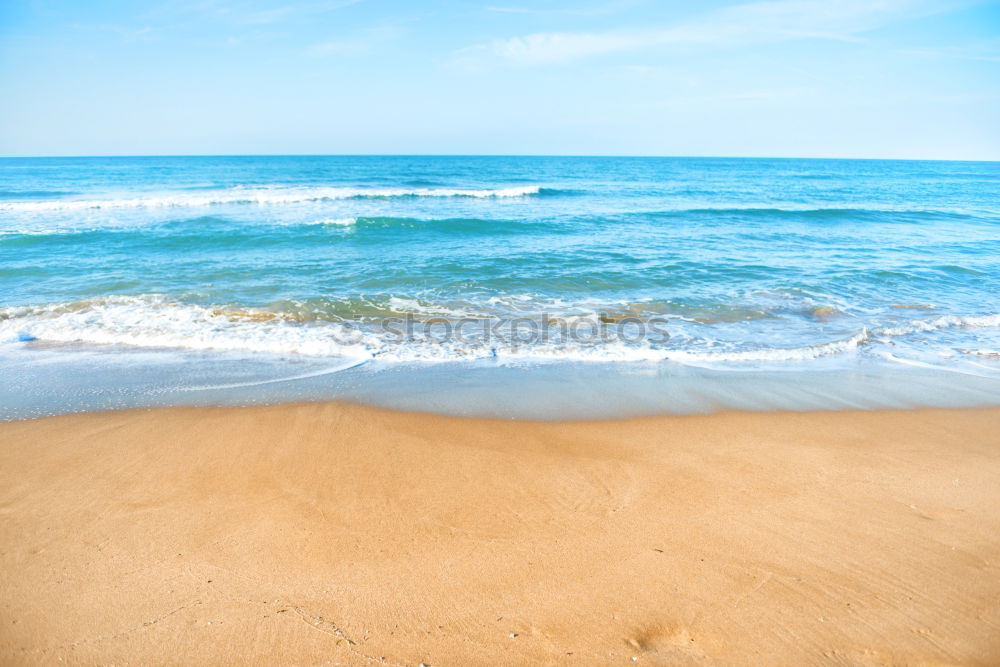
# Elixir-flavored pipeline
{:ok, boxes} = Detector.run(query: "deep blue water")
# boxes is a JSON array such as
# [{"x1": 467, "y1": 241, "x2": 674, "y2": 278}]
[{"x1": 1, "y1": 156, "x2": 999, "y2": 418}]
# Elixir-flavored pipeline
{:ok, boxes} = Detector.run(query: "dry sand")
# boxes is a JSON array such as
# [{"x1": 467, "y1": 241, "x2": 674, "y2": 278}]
[{"x1": 1, "y1": 403, "x2": 999, "y2": 665}]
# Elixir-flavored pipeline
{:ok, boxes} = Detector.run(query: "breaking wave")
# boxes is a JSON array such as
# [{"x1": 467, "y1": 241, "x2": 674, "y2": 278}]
[
  {"x1": 0, "y1": 185, "x2": 545, "y2": 212},
  {"x1": 3, "y1": 295, "x2": 1000, "y2": 366}
]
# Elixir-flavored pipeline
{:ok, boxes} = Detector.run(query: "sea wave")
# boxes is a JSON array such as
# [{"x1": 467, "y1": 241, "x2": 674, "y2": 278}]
[
  {"x1": 304, "y1": 217, "x2": 358, "y2": 226},
  {"x1": 0, "y1": 185, "x2": 545, "y2": 212},
  {"x1": 874, "y1": 313, "x2": 1000, "y2": 337},
  {"x1": 4, "y1": 295, "x2": 1000, "y2": 365},
  {"x1": 0, "y1": 296, "x2": 383, "y2": 358},
  {"x1": 646, "y1": 206, "x2": 993, "y2": 220},
  {"x1": 0, "y1": 215, "x2": 558, "y2": 240}
]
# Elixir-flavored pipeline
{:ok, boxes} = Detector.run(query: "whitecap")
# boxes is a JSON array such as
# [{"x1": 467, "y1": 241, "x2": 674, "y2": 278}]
[{"x1": 0, "y1": 185, "x2": 543, "y2": 212}]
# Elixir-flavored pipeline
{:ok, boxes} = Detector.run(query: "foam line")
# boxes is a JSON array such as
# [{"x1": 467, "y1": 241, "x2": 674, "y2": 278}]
[{"x1": 176, "y1": 359, "x2": 369, "y2": 391}]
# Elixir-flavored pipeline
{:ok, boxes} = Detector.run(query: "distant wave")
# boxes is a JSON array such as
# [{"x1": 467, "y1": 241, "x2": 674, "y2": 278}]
[
  {"x1": 0, "y1": 215, "x2": 559, "y2": 240},
  {"x1": 303, "y1": 217, "x2": 358, "y2": 226},
  {"x1": 0, "y1": 190, "x2": 78, "y2": 199},
  {"x1": 0, "y1": 185, "x2": 545, "y2": 212},
  {"x1": 646, "y1": 206, "x2": 992, "y2": 220}
]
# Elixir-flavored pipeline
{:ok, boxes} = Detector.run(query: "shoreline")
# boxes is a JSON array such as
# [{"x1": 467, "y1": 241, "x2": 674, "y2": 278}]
[
  {"x1": 1, "y1": 402, "x2": 999, "y2": 664},
  {"x1": 4, "y1": 348, "x2": 1000, "y2": 423},
  {"x1": 5, "y1": 394, "x2": 1000, "y2": 424}
]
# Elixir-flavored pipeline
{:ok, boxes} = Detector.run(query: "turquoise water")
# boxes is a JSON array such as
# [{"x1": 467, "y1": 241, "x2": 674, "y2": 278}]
[{"x1": 2, "y1": 156, "x2": 999, "y2": 418}]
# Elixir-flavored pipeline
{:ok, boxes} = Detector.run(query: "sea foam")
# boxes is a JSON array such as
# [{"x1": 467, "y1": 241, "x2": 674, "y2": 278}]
[{"x1": 4, "y1": 295, "x2": 1000, "y2": 368}]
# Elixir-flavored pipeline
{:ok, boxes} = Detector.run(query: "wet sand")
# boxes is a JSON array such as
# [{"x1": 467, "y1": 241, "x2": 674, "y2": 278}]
[{"x1": 1, "y1": 403, "x2": 999, "y2": 665}]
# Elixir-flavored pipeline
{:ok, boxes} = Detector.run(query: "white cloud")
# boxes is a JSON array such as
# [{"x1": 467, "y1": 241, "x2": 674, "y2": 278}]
[{"x1": 459, "y1": 0, "x2": 967, "y2": 65}]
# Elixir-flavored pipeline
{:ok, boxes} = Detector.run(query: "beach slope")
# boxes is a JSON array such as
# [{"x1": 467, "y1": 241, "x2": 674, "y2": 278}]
[{"x1": 1, "y1": 404, "x2": 999, "y2": 665}]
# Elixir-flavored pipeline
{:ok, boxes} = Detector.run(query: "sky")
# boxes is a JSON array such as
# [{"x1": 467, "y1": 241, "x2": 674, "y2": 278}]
[{"x1": 1, "y1": 0, "x2": 998, "y2": 159}]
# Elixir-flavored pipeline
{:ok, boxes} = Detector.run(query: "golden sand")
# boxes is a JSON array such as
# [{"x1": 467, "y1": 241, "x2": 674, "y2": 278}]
[{"x1": 1, "y1": 404, "x2": 999, "y2": 665}]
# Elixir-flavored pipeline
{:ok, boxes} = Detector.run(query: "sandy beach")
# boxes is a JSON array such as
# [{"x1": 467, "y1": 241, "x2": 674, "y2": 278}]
[{"x1": 1, "y1": 403, "x2": 998, "y2": 665}]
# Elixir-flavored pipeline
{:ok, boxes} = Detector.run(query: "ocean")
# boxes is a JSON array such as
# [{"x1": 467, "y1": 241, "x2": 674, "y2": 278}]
[{"x1": 2, "y1": 155, "x2": 999, "y2": 419}]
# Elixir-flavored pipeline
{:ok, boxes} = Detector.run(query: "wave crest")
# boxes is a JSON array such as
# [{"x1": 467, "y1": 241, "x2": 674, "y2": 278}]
[{"x1": 0, "y1": 185, "x2": 544, "y2": 212}]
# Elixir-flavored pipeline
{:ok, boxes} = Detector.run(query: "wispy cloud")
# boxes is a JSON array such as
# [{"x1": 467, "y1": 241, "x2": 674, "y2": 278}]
[
  {"x1": 898, "y1": 40, "x2": 1000, "y2": 62},
  {"x1": 310, "y1": 26, "x2": 403, "y2": 56},
  {"x1": 241, "y1": 6, "x2": 294, "y2": 25},
  {"x1": 239, "y1": 0, "x2": 368, "y2": 24},
  {"x1": 486, "y1": 0, "x2": 640, "y2": 17},
  {"x1": 144, "y1": 0, "x2": 368, "y2": 26},
  {"x1": 70, "y1": 22, "x2": 161, "y2": 43},
  {"x1": 458, "y1": 0, "x2": 967, "y2": 65},
  {"x1": 307, "y1": 0, "x2": 369, "y2": 14}
]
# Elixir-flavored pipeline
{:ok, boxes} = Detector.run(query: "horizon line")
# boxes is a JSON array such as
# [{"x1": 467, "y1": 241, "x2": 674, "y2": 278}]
[{"x1": 0, "y1": 153, "x2": 998, "y2": 163}]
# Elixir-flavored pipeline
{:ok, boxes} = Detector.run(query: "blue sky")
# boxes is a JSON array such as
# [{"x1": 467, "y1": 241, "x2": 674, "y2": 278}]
[{"x1": 1, "y1": 0, "x2": 998, "y2": 158}]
